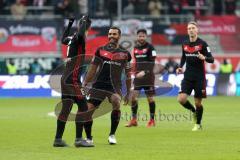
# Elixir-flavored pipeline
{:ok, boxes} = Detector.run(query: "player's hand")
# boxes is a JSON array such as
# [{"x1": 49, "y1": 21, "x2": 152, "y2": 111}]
[
  {"x1": 197, "y1": 52, "x2": 205, "y2": 61},
  {"x1": 135, "y1": 71, "x2": 145, "y2": 78},
  {"x1": 67, "y1": 16, "x2": 75, "y2": 23},
  {"x1": 82, "y1": 81, "x2": 87, "y2": 88},
  {"x1": 176, "y1": 68, "x2": 183, "y2": 74}
]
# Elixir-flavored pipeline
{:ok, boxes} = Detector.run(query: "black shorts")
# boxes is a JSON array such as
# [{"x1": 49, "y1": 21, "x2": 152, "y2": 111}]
[
  {"x1": 179, "y1": 79, "x2": 206, "y2": 98},
  {"x1": 61, "y1": 76, "x2": 87, "y2": 108},
  {"x1": 134, "y1": 85, "x2": 155, "y2": 96},
  {"x1": 87, "y1": 83, "x2": 116, "y2": 107}
]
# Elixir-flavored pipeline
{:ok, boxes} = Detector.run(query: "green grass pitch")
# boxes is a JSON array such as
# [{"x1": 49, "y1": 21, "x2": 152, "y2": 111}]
[{"x1": 0, "y1": 96, "x2": 240, "y2": 160}]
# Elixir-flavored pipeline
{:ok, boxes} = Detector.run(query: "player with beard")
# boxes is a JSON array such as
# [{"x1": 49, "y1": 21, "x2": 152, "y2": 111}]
[
  {"x1": 176, "y1": 21, "x2": 214, "y2": 131},
  {"x1": 125, "y1": 29, "x2": 157, "y2": 127},
  {"x1": 82, "y1": 26, "x2": 132, "y2": 145}
]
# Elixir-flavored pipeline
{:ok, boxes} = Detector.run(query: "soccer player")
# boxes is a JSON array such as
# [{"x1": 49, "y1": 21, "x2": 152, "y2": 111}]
[
  {"x1": 83, "y1": 26, "x2": 132, "y2": 145},
  {"x1": 176, "y1": 21, "x2": 214, "y2": 131},
  {"x1": 53, "y1": 15, "x2": 93, "y2": 147},
  {"x1": 125, "y1": 29, "x2": 157, "y2": 127}
]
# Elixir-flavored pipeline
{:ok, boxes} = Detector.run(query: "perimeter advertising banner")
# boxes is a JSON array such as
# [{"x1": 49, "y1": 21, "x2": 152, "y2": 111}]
[{"x1": 1, "y1": 74, "x2": 239, "y2": 97}]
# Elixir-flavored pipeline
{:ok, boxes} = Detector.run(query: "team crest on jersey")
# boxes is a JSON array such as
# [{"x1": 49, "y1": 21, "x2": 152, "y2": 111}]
[
  {"x1": 195, "y1": 46, "x2": 201, "y2": 51},
  {"x1": 143, "y1": 48, "x2": 148, "y2": 53}
]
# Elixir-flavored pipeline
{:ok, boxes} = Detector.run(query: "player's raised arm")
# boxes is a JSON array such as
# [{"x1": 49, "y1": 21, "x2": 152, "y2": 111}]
[
  {"x1": 61, "y1": 18, "x2": 74, "y2": 45},
  {"x1": 77, "y1": 15, "x2": 91, "y2": 39},
  {"x1": 83, "y1": 49, "x2": 101, "y2": 87}
]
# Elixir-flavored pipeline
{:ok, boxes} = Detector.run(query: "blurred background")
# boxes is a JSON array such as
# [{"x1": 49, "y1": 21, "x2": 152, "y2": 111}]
[{"x1": 0, "y1": 0, "x2": 239, "y2": 97}]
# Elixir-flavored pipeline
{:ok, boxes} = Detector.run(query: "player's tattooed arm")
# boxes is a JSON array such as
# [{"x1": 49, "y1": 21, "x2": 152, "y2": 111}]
[{"x1": 83, "y1": 64, "x2": 98, "y2": 87}]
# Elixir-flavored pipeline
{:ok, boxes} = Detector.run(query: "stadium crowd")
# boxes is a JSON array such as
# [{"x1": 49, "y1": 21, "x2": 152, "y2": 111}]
[{"x1": 0, "y1": 0, "x2": 238, "y2": 18}]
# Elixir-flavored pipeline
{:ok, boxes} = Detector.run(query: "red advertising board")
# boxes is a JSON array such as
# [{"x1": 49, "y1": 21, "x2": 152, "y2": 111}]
[
  {"x1": 196, "y1": 16, "x2": 239, "y2": 35},
  {"x1": 0, "y1": 20, "x2": 61, "y2": 54}
]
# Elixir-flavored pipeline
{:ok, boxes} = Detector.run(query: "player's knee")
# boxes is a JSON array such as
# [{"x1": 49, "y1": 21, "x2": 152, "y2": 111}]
[
  {"x1": 177, "y1": 96, "x2": 187, "y2": 105},
  {"x1": 87, "y1": 103, "x2": 95, "y2": 110},
  {"x1": 195, "y1": 102, "x2": 202, "y2": 108},
  {"x1": 147, "y1": 97, "x2": 154, "y2": 103},
  {"x1": 111, "y1": 96, "x2": 121, "y2": 110}
]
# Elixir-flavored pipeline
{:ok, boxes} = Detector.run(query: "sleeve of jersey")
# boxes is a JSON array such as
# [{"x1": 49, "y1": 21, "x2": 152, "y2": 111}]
[
  {"x1": 91, "y1": 49, "x2": 102, "y2": 65},
  {"x1": 203, "y1": 43, "x2": 214, "y2": 63},
  {"x1": 149, "y1": 45, "x2": 157, "y2": 60},
  {"x1": 180, "y1": 45, "x2": 186, "y2": 68},
  {"x1": 61, "y1": 21, "x2": 74, "y2": 45},
  {"x1": 126, "y1": 51, "x2": 132, "y2": 70}
]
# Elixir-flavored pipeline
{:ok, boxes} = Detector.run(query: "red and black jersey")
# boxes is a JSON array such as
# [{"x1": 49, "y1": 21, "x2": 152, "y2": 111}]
[
  {"x1": 180, "y1": 38, "x2": 214, "y2": 80},
  {"x1": 91, "y1": 44, "x2": 131, "y2": 89},
  {"x1": 61, "y1": 21, "x2": 86, "y2": 85},
  {"x1": 132, "y1": 42, "x2": 156, "y2": 84},
  {"x1": 133, "y1": 42, "x2": 156, "y2": 68}
]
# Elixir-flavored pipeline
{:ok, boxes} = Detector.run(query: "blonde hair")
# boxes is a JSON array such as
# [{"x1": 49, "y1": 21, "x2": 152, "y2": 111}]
[{"x1": 188, "y1": 21, "x2": 198, "y2": 27}]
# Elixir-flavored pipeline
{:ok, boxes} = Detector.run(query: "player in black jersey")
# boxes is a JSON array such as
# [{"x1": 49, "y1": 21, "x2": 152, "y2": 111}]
[
  {"x1": 83, "y1": 26, "x2": 132, "y2": 145},
  {"x1": 176, "y1": 21, "x2": 214, "y2": 131},
  {"x1": 53, "y1": 15, "x2": 93, "y2": 147},
  {"x1": 125, "y1": 29, "x2": 157, "y2": 127}
]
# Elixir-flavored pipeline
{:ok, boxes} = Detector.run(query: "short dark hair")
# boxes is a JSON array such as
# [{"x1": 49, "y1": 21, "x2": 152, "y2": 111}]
[
  {"x1": 137, "y1": 29, "x2": 147, "y2": 35},
  {"x1": 109, "y1": 26, "x2": 121, "y2": 35}
]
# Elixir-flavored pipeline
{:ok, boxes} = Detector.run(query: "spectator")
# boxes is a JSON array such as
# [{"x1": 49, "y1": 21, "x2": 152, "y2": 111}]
[
  {"x1": 29, "y1": 59, "x2": 42, "y2": 74},
  {"x1": 167, "y1": 0, "x2": 182, "y2": 14},
  {"x1": 107, "y1": 0, "x2": 118, "y2": 16},
  {"x1": 220, "y1": 59, "x2": 233, "y2": 73},
  {"x1": 51, "y1": 58, "x2": 63, "y2": 72},
  {"x1": 10, "y1": 0, "x2": 27, "y2": 20},
  {"x1": 134, "y1": 0, "x2": 148, "y2": 14},
  {"x1": 0, "y1": 59, "x2": 8, "y2": 74},
  {"x1": 213, "y1": 0, "x2": 223, "y2": 15},
  {"x1": 123, "y1": 0, "x2": 135, "y2": 15},
  {"x1": 6, "y1": 59, "x2": 17, "y2": 75},
  {"x1": 55, "y1": 0, "x2": 78, "y2": 17},
  {"x1": 88, "y1": 0, "x2": 97, "y2": 17},
  {"x1": 0, "y1": 0, "x2": 7, "y2": 15},
  {"x1": 225, "y1": 0, "x2": 236, "y2": 15},
  {"x1": 32, "y1": 0, "x2": 47, "y2": 7},
  {"x1": 31, "y1": 0, "x2": 48, "y2": 15},
  {"x1": 148, "y1": 0, "x2": 162, "y2": 17},
  {"x1": 165, "y1": 57, "x2": 178, "y2": 74},
  {"x1": 188, "y1": 0, "x2": 206, "y2": 16},
  {"x1": 78, "y1": 0, "x2": 88, "y2": 15}
]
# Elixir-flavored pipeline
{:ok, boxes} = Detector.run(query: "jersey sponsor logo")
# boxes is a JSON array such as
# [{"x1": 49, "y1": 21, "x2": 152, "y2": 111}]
[
  {"x1": 104, "y1": 60, "x2": 121, "y2": 66},
  {"x1": 185, "y1": 54, "x2": 198, "y2": 57},
  {"x1": 136, "y1": 54, "x2": 147, "y2": 58},
  {"x1": 183, "y1": 45, "x2": 202, "y2": 53},
  {"x1": 134, "y1": 48, "x2": 148, "y2": 55}
]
